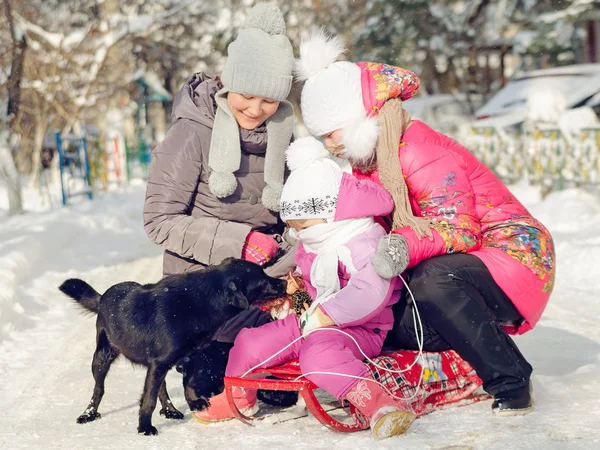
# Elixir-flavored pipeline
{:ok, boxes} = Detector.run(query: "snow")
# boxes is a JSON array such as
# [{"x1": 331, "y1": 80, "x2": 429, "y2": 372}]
[
  {"x1": 13, "y1": 11, "x2": 63, "y2": 48},
  {"x1": 537, "y1": 0, "x2": 598, "y2": 23},
  {"x1": 1, "y1": 180, "x2": 600, "y2": 448},
  {"x1": 61, "y1": 28, "x2": 89, "y2": 51}
]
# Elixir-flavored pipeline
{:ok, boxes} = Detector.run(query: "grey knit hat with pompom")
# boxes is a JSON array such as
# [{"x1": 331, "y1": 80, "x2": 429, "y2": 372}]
[
  {"x1": 221, "y1": 2, "x2": 294, "y2": 101},
  {"x1": 208, "y1": 3, "x2": 295, "y2": 212}
]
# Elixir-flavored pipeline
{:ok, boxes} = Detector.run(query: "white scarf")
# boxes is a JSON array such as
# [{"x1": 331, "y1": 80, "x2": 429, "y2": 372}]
[{"x1": 291, "y1": 218, "x2": 375, "y2": 315}]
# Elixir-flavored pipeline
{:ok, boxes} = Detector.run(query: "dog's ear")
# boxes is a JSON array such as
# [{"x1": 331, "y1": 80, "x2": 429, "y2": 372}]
[{"x1": 227, "y1": 281, "x2": 249, "y2": 309}]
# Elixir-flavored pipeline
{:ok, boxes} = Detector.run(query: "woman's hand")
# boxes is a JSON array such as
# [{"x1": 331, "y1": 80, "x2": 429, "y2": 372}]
[
  {"x1": 241, "y1": 231, "x2": 280, "y2": 266},
  {"x1": 371, "y1": 234, "x2": 410, "y2": 278}
]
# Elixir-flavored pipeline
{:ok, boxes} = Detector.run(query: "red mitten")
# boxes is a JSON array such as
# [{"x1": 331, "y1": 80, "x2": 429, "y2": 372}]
[{"x1": 241, "y1": 231, "x2": 280, "y2": 266}]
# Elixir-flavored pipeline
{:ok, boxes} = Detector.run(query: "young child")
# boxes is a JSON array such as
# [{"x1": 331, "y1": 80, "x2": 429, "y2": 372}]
[{"x1": 194, "y1": 137, "x2": 417, "y2": 439}]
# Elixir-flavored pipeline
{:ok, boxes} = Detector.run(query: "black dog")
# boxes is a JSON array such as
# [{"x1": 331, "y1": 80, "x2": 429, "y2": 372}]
[{"x1": 59, "y1": 258, "x2": 286, "y2": 435}]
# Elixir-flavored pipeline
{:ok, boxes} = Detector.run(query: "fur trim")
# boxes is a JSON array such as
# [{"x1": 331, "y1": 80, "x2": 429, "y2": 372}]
[
  {"x1": 208, "y1": 171, "x2": 238, "y2": 198},
  {"x1": 294, "y1": 28, "x2": 345, "y2": 81},
  {"x1": 243, "y1": 3, "x2": 286, "y2": 36},
  {"x1": 341, "y1": 115, "x2": 380, "y2": 163},
  {"x1": 262, "y1": 184, "x2": 282, "y2": 212},
  {"x1": 285, "y1": 136, "x2": 329, "y2": 171}
]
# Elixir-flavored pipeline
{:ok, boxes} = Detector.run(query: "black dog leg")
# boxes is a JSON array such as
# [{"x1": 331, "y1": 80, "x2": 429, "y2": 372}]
[
  {"x1": 77, "y1": 330, "x2": 119, "y2": 424},
  {"x1": 138, "y1": 363, "x2": 169, "y2": 435},
  {"x1": 158, "y1": 380, "x2": 184, "y2": 420}
]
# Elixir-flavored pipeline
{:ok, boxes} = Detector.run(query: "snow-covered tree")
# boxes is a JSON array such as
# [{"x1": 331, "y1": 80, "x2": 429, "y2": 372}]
[
  {"x1": 2, "y1": 0, "x2": 226, "y2": 181},
  {"x1": 350, "y1": 1, "x2": 474, "y2": 97},
  {"x1": 467, "y1": 0, "x2": 600, "y2": 67},
  {"x1": 1, "y1": 0, "x2": 25, "y2": 214}
]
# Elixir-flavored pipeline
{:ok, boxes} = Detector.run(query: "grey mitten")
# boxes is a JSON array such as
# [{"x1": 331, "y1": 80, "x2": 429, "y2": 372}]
[{"x1": 371, "y1": 234, "x2": 410, "y2": 278}]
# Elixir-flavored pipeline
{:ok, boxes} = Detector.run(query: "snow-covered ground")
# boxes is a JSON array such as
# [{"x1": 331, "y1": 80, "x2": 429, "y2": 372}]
[{"x1": 1, "y1": 179, "x2": 599, "y2": 449}]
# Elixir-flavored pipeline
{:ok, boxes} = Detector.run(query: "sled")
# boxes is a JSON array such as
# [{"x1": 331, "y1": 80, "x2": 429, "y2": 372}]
[
  {"x1": 224, "y1": 359, "x2": 368, "y2": 432},
  {"x1": 224, "y1": 349, "x2": 488, "y2": 432}
]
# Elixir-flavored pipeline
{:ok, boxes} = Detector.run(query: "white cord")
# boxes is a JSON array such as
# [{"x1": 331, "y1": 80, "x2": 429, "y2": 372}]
[{"x1": 240, "y1": 274, "x2": 426, "y2": 403}]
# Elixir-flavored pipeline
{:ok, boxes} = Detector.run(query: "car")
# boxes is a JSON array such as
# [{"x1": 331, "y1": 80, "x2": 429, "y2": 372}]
[{"x1": 473, "y1": 64, "x2": 600, "y2": 131}]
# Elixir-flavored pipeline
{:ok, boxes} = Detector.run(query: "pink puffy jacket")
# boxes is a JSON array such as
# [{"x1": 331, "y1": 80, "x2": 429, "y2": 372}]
[{"x1": 354, "y1": 120, "x2": 556, "y2": 335}]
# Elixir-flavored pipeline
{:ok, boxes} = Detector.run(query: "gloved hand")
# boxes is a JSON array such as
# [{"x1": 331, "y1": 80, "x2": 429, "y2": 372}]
[
  {"x1": 241, "y1": 231, "x2": 280, "y2": 266},
  {"x1": 300, "y1": 307, "x2": 335, "y2": 336},
  {"x1": 371, "y1": 234, "x2": 410, "y2": 278}
]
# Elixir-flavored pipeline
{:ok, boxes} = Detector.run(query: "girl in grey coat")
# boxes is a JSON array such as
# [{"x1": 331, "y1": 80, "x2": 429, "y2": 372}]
[{"x1": 142, "y1": 4, "x2": 297, "y2": 399}]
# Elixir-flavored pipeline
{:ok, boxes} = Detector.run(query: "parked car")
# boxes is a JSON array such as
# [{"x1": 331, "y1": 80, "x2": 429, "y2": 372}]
[{"x1": 473, "y1": 64, "x2": 600, "y2": 132}]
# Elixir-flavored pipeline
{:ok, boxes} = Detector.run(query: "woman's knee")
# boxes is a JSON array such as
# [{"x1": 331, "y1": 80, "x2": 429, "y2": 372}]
[
  {"x1": 407, "y1": 260, "x2": 446, "y2": 303},
  {"x1": 406, "y1": 256, "x2": 471, "y2": 314}
]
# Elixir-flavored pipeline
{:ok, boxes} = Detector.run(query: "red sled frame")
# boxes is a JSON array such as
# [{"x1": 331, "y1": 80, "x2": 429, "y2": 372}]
[{"x1": 223, "y1": 360, "x2": 369, "y2": 432}]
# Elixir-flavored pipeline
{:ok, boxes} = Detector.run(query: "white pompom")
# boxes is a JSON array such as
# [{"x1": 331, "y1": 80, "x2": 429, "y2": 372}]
[
  {"x1": 341, "y1": 115, "x2": 380, "y2": 162},
  {"x1": 294, "y1": 28, "x2": 345, "y2": 81},
  {"x1": 285, "y1": 136, "x2": 329, "y2": 171}
]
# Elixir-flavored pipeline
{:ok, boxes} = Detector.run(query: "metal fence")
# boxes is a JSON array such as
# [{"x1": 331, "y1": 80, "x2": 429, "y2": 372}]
[
  {"x1": 55, "y1": 131, "x2": 153, "y2": 205},
  {"x1": 467, "y1": 125, "x2": 600, "y2": 192}
]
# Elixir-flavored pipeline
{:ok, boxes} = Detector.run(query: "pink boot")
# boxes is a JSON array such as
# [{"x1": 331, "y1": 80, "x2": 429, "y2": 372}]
[
  {"x1": 192, "y1": 387, "x2": 258, "y2": 424},
  {"x1": 346, "y1": 379, "x2": 416, "y2": 440}
]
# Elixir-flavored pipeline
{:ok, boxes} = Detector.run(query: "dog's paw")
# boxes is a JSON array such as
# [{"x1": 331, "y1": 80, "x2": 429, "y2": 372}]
[
  {"x1": 188, "y1": 396, "x2": 210, "y2": 412},
  {"x1": 138, "y1": 424, "x2": 158, "y2": 436},
  {"x1": 160, "y1": 407, "x2": 184, "y2": 420},
  {"x1": 76, "y1": 411, "x2": 101, "y2": 424}
]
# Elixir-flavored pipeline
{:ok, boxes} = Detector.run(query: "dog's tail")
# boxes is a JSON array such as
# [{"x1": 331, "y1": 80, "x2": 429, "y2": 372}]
[{"x1": 59, "y1": 279, "x2": 101, "y2": 314}]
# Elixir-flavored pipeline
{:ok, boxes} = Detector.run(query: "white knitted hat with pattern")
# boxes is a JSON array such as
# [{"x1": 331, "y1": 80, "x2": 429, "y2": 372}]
[{"x1": 280, "y1": 137, "x2": 343, "y2": 222}]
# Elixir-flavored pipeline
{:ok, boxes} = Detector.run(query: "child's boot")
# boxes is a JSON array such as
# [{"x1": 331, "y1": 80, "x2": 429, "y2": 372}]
[
  {"x1": 346, "y1": 379, "x2": 416, "y2": 440},
  {"x1": 193, "y1": 387, "x2": 258, "y2": 423}
]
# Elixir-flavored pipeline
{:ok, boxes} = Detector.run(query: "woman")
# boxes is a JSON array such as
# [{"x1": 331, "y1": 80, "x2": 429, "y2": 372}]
[
  {"x1": 143, "y1": 3, "x2": 297, "y2": 403},
  {"x1": 294, "y1": 31, "x2": 556, "y2": 416}
]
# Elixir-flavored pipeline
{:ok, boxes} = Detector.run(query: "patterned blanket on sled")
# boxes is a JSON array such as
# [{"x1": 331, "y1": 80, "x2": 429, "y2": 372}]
[{"x1": 365, "y1": 349, "x2": 489, "y2": 416}]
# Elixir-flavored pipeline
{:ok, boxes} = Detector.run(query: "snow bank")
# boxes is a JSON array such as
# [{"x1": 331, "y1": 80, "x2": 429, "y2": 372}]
[{"x1": 0, "y1": 181, "x2": 161, "y2": 342}]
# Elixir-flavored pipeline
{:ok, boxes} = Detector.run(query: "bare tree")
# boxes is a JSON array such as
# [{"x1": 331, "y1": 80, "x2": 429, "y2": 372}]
[{"x1": 1, "y1": 0, "x2": 25, "y2": 215}]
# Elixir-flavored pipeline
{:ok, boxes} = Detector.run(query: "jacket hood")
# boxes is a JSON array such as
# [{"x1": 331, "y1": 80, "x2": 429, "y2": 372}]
[{"x1": 171, "y1": 72, "x2": 218, "y2": 128}]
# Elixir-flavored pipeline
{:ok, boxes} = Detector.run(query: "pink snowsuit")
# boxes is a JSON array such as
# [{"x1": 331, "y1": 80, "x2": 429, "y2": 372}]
[{"x1": 226, "y1": 176, "x2": 400, "y2": 400}]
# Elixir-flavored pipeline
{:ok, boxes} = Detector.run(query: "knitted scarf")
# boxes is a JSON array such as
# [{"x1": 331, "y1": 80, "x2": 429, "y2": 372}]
[{"x1": 376, "y1": 98, "x2": 433, "y2": 239}]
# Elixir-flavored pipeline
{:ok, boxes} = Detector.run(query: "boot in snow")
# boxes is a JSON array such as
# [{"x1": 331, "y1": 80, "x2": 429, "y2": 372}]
[
  {"x1": 492, "y1": 380, "x2": 533, "y2": 416},
  {"x1": 345, "y1": 379, "x2": 416, "y2": 440},
  {"x1": 193, "y1": 387, "x2": 258, "y2": 424}
]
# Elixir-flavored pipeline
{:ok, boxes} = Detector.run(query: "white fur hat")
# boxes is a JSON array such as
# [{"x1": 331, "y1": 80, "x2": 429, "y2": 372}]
[
  {"x1": 295, "y1": 30, "x2": 379, "y2": 163},
  {"x1": 279, "y1": 137, "x2": 343, "y2": 222}
]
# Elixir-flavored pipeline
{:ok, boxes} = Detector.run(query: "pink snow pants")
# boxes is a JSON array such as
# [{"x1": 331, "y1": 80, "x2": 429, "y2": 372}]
[{"x1": 225, "y1": 314, "x2": 386, "y2": 399}]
